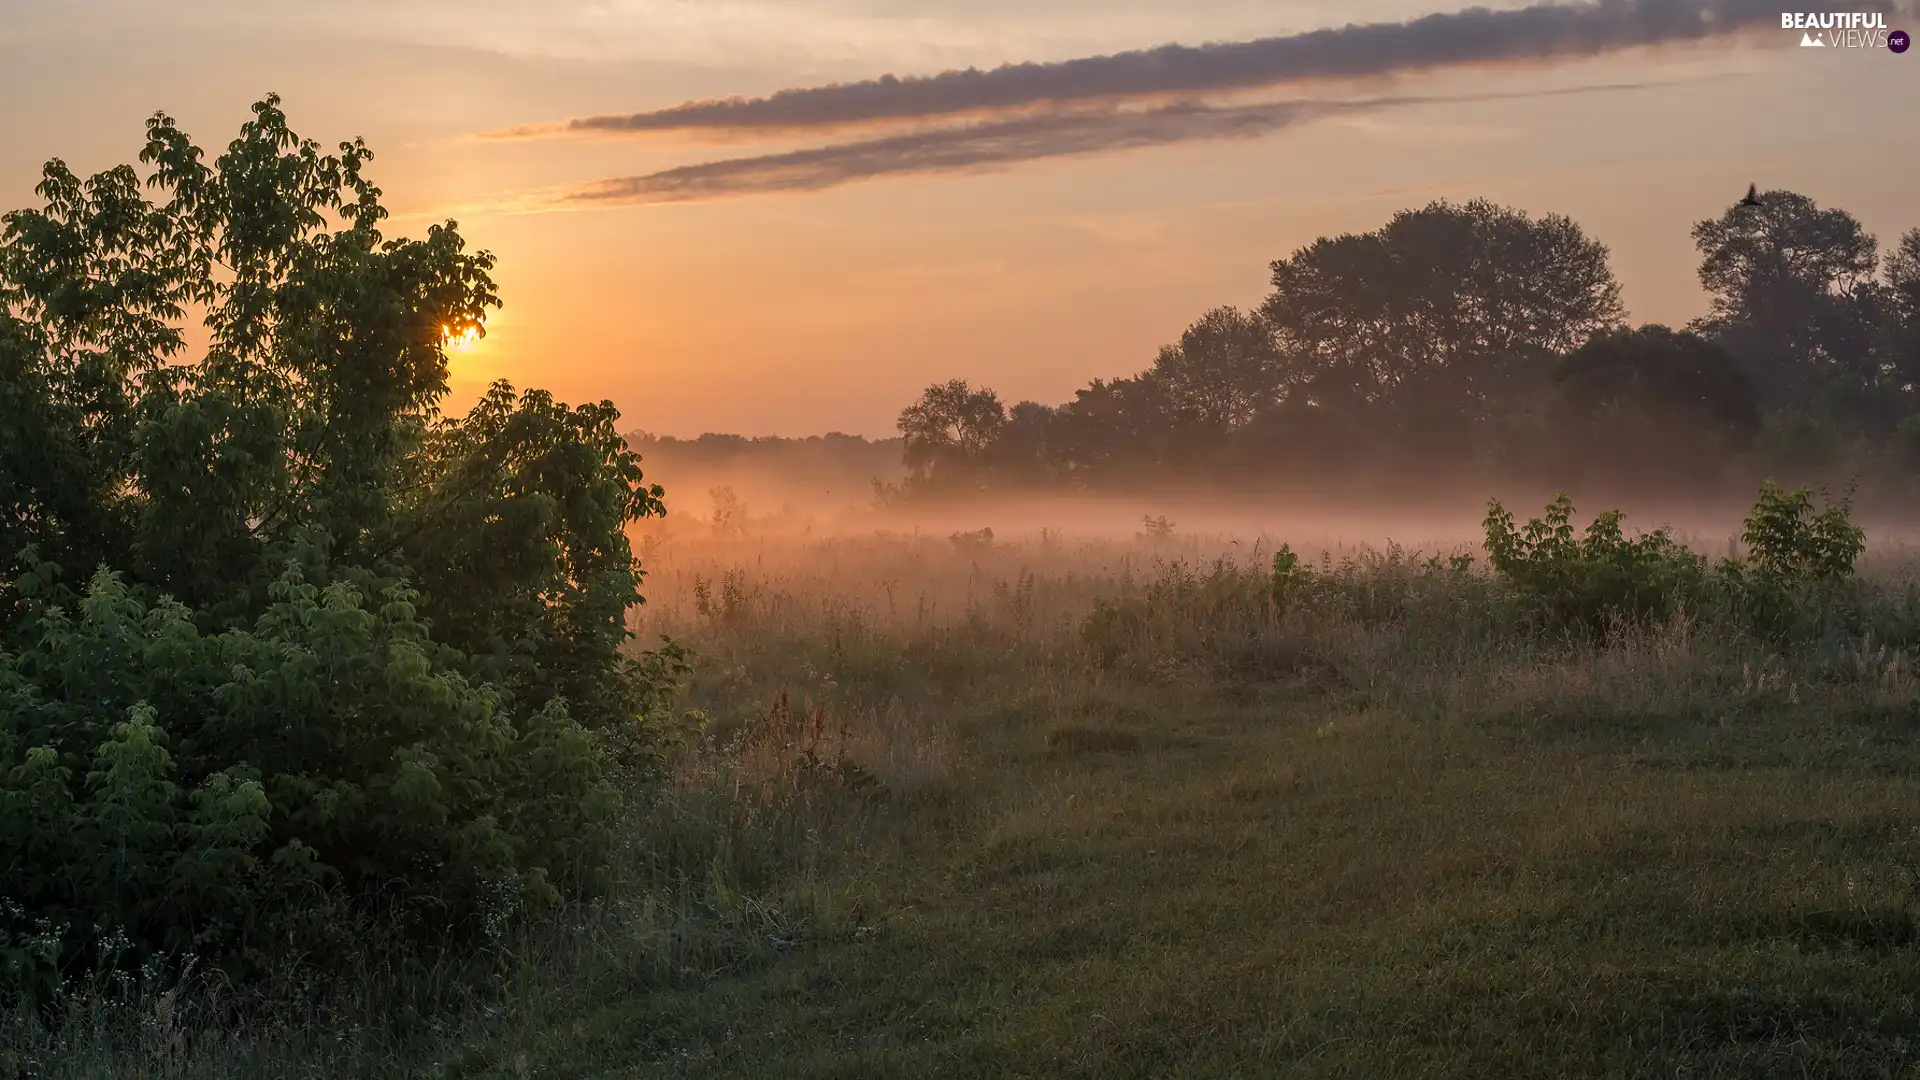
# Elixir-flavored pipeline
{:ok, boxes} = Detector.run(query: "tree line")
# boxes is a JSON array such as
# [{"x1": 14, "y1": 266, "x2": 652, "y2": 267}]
[{"x1": 896, "y1": 193, "x2": 1920, "y2": 501}]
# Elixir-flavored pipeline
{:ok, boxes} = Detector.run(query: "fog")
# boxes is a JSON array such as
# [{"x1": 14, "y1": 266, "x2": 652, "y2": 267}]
[{"x1": 632, "y1": 455, "x2": 1920, "y2": 565}]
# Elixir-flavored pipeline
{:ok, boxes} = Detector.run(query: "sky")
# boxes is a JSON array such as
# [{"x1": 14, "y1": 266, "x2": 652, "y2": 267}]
[{"x1": 1, "y1": 0, "x2": 1914, "y2": 437}]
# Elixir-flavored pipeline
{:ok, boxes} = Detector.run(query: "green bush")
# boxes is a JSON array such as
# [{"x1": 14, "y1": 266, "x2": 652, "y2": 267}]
[
  {"x1": 1484, "y1": 484, "x2": 1867, "y2": 635},
  {"x1": 0, "y1": 99, "x2": 686, "y2": 1001},
  {"x1": 1738, "y1": 480, "x2": 1865, "y2": 583},
  {"x1": 1716, "y1": 480, "x2": 1868, "y2": 637},
  {"x1": 1270, "y1": 544, "x2": 1313, "y2": 610},
  {"x1": 1483, "y1": 493, "x2": 1708, "y2": 631}
]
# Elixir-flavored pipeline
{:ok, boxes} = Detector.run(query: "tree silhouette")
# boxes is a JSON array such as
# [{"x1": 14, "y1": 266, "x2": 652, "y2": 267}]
[
  {"x1": 1148, "y1": 307, "x2": 1282, "y2": 430},
  {"x1": 1883, "y1": 228, "x2": 1920, "y2": 392},
  {"x1": 987, "y1": 400, "x2": 1060, "y2": 485},
  {"x1": 897, "y1": 378, "x2": 1006, "y2": 488},
  {"x1": 1549, "y1": 325, "x2": 1759, "y2": 488},
  {"x1": 1049, "y1": 375, "x2": 1178, "y2": 485},
  {"x1": 1262, "y1": 199, "x2": 1624, "y2": 420},
  {"x1": 1690, "y1": 189, "x2": 1881, "y2": 401}
]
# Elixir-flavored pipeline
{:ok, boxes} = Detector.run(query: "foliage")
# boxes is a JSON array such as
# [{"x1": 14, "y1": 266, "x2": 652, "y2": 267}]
[
  {"x1": 0, "y1": 99, "x2": 683, "y2": 998},
  {"x1": 1548, "y1": 325, "x2": 1759, "y2": 485},
  {"x1": 1738, "y1": 480, "x2": 1865, "y2": 583},
  {"x1": 884, "y1": 191, "x2": 1920, "y2": 500},
  {"x1": 896, "y1": 380, "x2": 1005, "y2": 489},
  {"x1": 1146, "y1": 307, "x2": 1281, "y2": 430},
  {"x1": 1482, "y1": 494, "x2": 1708, "y2": 631},
  {"x1": 1882, "y1": 228, "x2": 1920, "y2": 391},
  {"x1": 709, "y1": 486, "x2": 744, "y2": 536},
  {"x1": 1270, "y1": 544, "x2": 1313, "y2": 609},
  {"x1": 1262, "y1": 198, "x2": 1624, "y2": 418},
  {"x1": 1751, "y1": 406, "x2": 1844, "y2": 471},
  {"x1": 1483, "y1": 483, "x2": 1867, "y2": 635},
  {"x1": 1690, "y1": 190, "x2": 1884, "y2": 401}
]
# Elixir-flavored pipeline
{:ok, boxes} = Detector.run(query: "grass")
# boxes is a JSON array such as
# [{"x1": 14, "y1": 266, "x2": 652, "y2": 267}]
[{"x1": 15, "y1": 525, "x2": 1920, "y2": 1078}]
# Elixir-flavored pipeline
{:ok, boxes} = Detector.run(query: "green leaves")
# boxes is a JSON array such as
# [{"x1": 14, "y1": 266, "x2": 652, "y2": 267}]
[
  {"x1": 0, "y1": 98, "x2": 681, "y2": 1000},
  {"x1": 1483, "y1": 493, "x2": 1707, "y2": 632},
  {"x1": 1741, "y1": 480, "x2": 1865, "y2": 584},
  {"x1": 1482, "y1": 483, "x2": 1867, "y2": 636}
]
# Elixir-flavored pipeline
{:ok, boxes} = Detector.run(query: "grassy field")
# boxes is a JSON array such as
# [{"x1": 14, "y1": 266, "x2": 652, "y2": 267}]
[{"x1": 17, "y1": 523, "x2": 1920, "y2": 1078}]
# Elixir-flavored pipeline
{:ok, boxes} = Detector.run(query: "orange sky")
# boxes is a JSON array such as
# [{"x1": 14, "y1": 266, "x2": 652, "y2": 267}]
[{"x1": 2, "y1": 1, "x2": 1914, "y2": 436}]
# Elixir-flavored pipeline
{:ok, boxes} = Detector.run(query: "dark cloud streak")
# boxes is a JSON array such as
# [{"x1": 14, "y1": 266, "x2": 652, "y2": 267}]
[
  {"x1": 543, "y1": 0, "x2": 1787, "y2": 136},
  {"x1": 565, "y1": 101, "x2": 1326, "y2": 204},
  {"x1": 560, "y1": 81, "x2": 1680, "y2": 206}
]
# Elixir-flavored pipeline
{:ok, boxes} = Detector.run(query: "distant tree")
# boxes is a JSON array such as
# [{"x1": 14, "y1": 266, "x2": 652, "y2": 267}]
[
  {"x1": 1882, "y1": 228, "x2": 1920, "y2": 393},
  {"x1": 1261, "y1": 199, "x2": 1624, "y2": 420},
  {"x1": 1048, "y1": 375, "x2": 1179, "y2": 486},
  {"x1": 710, "y1": 485, "x2": 745, "y2": 535},
  {"x1": 1689, "y1": 189, "x2": 1882, "y2": 401},
  {"x1": 1148, "y1": 307, "x2": 1282, "y2": 430},
  {"x1": 987, "y1": 400, "x2": 1059, "y2": 484},
  {"x1": 1548, "y1": 325, "x2": 1759, "y2": 488},
  {"x1": 1228, "y1": 399, "x2": 1378, "y2": 486},
  {"x1": 897, "y1": 379, "x2": 1006, "y2": 488}
]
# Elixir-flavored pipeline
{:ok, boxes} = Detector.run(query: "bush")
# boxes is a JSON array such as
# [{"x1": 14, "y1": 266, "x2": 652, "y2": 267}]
[
  {"x1": 1716, "y1": 480, "x2": 1869, "y2": 637},
  {"x1": 1484, "y1": 483, "x2": 1867, "y2": 636},
  {"x1": 0, "y1": 98, "x2": 687, "y2": 1001},
  {"x1": 1270, "y1": 544, "x2": 1314, "y2": 609},
  {"x1": 1483, "y1": 493, "x2": 1708, "y2": 631},
  {"x1": 1738, "y1": 480, "x2": 1865, "y2": 583}
]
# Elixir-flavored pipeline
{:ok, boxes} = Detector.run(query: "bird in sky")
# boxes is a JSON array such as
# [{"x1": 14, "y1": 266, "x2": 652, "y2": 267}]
[{"x1": 1737, "y1": 183, "x2": 1764, "y2": 209}]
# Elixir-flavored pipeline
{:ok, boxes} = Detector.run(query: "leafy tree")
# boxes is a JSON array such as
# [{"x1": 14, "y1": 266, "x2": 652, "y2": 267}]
[
  {"x1": 1751, "y1": 407, "x2": 1845, "y2": 473},
  {"x1": 1147, "y1": 307, "x2": 1281, "y2": 430},
  {"x1": 1690, "y1": 190, "x2": 1882, "y2": 401},
  {"x1": 1882, "y1": 228, "x2": 1920, "y2": 393},
  {"x1": 1547, "y1": 325, "x2": 1759, "y2": 488},
  {"x1": 0, "y1": 98, "x2": 682, "y2": 996},
  {"x1": 986, "y1": 400, "x2": 1059, "y2": 485},
  {"x1": 1048, "y1": 375, "x2": 1179, "y2": 486},
  {"x1": 897, "y1": 379, "x2": 1005, "y2": 489},
  {"x1": 1226, "y1": 398, "x2": 1379, "y2": 488},
  {"x1": 1262, "y1": 199, "x2": 1624, "y2": 419}
]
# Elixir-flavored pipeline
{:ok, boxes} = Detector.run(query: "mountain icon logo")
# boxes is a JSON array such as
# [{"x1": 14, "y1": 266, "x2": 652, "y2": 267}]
[{"x1": 1800, "y1": 31, "x2": 1825, "y2": 46}]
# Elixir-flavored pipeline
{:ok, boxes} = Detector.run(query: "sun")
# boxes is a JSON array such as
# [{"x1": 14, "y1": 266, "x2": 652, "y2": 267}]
[{"x1": 442, "y1": 322, "x2": 483, "y2": 351}]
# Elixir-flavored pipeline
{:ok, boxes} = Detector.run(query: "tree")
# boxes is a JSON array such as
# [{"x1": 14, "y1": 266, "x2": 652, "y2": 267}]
[
  {"x1": 986, "y1": 400, "x2": 1059, "y2": 485},
  {"x1": 1547, "y1": 325, "x2": 1759, "y2": 489},
  {"x1": 1048, "y1": 375, "x2": 1180, "y2": 486},
  {"x1": 897, "y1": 379, "x2": 1005, "y2": 488},
  {"x1": 1261, "y1": 199, "x2": 1624, "y2": 421},
  {"x1": 1882, "y1": 228, "x2": 1920, "y2": 393},
  {"x1": 0, "y1": 97, "x2": 681, "y2": 993},
  {"x1": 1689, "y1": 190, "x2": 1882, "y2": 401},
  {"x1": 1147, "y1": 307, "x2": 1282, "y2": 430}
]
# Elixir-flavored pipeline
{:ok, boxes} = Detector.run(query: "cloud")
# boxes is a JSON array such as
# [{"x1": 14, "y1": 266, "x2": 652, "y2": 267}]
[
  {"x1": 557, "y1": 80, "x2": 1681, "y2": 206},
  {"x1": 510, "y1": 0, "x2": 1799, "y2": 138},
  {"x1": 562, "y1": 101, "x2": 1326, "y2": 204}
]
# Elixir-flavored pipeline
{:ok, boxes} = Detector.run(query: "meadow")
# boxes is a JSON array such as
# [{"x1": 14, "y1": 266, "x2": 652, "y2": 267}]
[{"x1": 16, "y1": 495, "x2": 1920, "y2": 1079}]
